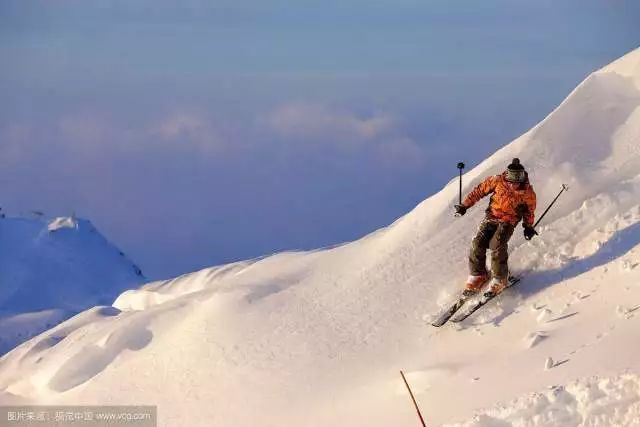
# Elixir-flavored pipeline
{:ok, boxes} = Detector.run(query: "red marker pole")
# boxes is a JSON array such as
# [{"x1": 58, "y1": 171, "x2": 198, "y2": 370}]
[{"x1": 400, "y1": 370, "x2": 427, "y2": 427}]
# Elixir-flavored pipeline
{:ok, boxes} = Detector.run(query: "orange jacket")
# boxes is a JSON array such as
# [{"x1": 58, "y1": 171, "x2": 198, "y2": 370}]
[{"x1": 462, "y1": 172, "x2": 537, "y2": 226}]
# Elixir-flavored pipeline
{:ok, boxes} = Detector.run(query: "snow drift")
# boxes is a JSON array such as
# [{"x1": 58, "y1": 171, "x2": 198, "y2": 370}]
[
  {"x1": 446, "y1": 374, "x2": 640, "y2": 427},
  {"x1": 0, "y1": 216, "x2": 145, "y2": 354},
  {"x1": 0, "y1": 48, "x2": 639, "y2": 426}
]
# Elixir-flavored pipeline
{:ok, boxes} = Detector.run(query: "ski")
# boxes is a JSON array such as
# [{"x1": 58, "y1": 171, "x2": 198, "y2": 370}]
[
  {"x1": 431, "y1": 296, "x2": 470, "y2": 327},
  {"x1": 450, "y1": 275, "x2": 521, "y2": 323}
]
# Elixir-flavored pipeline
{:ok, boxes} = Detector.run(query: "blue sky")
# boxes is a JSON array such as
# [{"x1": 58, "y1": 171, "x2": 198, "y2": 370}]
[{"x1": 1, "y1": 0, "x2": 638, "y2": 278}]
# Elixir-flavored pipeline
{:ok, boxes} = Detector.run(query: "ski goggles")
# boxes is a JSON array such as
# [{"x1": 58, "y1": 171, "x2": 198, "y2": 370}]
[{"x1": 505, "y1": 169, "x2": 526, "y2": 183}]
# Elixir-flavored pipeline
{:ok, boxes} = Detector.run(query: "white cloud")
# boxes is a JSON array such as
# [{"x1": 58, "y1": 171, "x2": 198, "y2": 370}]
[
  {"x1": 149, "y1": 112, "x2": 227, "y2": 153},
  {"x1": 264, "y1": 103, "x2": 398, "y2": 144},
  {"x1": 261, "y1": 102, "x2": 427, "y2": 168},
  {"x1": 154, "y1": 113, "x2": 207, "y2": 140}
]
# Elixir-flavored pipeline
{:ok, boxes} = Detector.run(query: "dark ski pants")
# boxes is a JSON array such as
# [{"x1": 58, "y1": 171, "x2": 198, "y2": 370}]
[{"x1": 469, "y1": 218, "x2": 515, "y2": 280}]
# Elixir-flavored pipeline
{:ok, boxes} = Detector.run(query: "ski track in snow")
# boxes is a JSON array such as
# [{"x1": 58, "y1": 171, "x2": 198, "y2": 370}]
[{"x1": 1, "y1": 49, "x2": 640, "y2": 426}]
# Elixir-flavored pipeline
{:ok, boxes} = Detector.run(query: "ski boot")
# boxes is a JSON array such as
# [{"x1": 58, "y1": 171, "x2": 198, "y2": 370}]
[
  {"x1": 462, "y1": 274, "x2": 489, "y2": 297},
  {"x1": 483, "y1": 277, "x2": 508, "y2": 298}
]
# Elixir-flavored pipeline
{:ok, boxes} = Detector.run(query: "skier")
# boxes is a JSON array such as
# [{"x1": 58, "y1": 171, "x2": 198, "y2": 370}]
[{"x1": 454, "y1": 158, "x2": 537, "y2": 297}]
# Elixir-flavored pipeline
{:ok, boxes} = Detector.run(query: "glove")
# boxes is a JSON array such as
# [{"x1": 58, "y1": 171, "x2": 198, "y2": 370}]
[
  {"x1": 454, "y1": 204, "x2": 467, "y2": 216},
  {"x1": 523, "y1": 225, "x2": 538, "y2": 240}
]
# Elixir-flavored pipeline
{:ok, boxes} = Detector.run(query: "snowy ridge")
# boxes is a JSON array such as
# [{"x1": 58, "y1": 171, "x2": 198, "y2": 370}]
[
  {"x1": 601, "y1": 49, "x2": 640, "y2": 89},
  {"x1": 0, "y1": 216, "x2": 145, "y2": 354},
  {"x1": 0, "y1": 49, "x2": 639, "y2": 426}
]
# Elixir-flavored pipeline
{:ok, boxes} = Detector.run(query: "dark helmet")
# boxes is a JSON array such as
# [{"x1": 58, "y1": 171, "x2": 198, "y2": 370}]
[{"x1": 505, "y1": 158, "x2": 526, "y2": 183}]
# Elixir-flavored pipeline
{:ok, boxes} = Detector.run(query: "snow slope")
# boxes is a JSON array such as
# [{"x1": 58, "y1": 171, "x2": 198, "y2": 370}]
[
  {"x1": 1, "y1": 48, "x2": 640, "y2": 426},
  {"x1": 0, "y1": 216, "x2": 145, "y2": 355}
]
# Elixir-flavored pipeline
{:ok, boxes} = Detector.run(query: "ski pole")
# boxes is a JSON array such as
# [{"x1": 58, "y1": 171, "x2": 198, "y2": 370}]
[
  {"x1": 533, "y1": 184, "x2": 568, "y2": 229},
  {"x1": 457, "y1": 162, "x2": 465, "y2": 205},
  {"x1": 400, "y1": 370, "x2": 427, "y2": 427}
]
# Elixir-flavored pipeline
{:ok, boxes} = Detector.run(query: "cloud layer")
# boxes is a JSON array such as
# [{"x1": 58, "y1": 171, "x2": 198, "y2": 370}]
[{"x1": 0, "y1": 103, "x2": 429, "y2": 278}]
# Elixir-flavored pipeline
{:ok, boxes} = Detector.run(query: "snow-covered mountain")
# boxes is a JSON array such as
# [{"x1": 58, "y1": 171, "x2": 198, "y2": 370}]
[
  {"x1": 0, "y1": 215, "x2": 145, "y2": 354},
  {"x1": 1, "y1": 48, "x2": 640, "y2": 426}
]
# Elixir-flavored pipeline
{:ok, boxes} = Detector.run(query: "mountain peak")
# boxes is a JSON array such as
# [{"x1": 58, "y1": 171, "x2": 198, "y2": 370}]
[{"x1": 0, "y1": 215, "x2": 145, "y2": 354}]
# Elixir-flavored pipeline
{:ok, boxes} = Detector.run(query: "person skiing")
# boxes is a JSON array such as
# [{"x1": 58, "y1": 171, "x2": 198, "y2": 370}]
[{"x1": 454, "y1": 158, "x2": 537, "y2": 297}]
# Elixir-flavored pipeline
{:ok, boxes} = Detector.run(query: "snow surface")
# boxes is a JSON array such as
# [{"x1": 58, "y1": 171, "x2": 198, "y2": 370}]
[
  {"x1": 47, "y1": 216, "x2": 79, "y2": 232},
  {"x1": 0, "y1": 216, "x2": 145, "y2": 355},
  {"x1": 446, "y1": 374, "x2": 640, "y2": 427},
  {"x1": 1, "y1": 48, "x2": 640, "y2": 426}
]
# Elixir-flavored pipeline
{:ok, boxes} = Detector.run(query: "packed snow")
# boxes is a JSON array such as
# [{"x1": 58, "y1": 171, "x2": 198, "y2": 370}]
[
  {"x1": 0, "y1": 216, "x2": 145, "y2": 355},
  {"x1": 0, "y1": 48, "x2": 639, "y2": 426}
]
